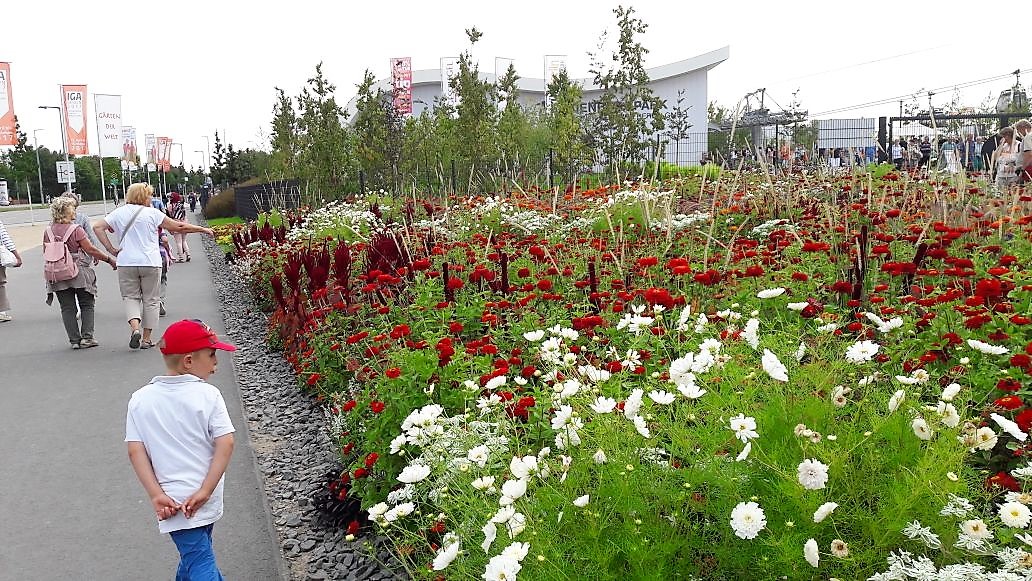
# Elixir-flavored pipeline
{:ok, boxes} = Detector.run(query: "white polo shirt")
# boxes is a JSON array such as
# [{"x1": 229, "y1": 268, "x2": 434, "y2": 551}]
[{"x1": 125, "y1": 374, "x2": 236, "y2": 533}]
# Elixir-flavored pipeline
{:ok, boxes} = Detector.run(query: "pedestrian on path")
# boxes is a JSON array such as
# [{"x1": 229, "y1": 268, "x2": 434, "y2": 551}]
[
  {"x1": 168, "y1": 193, "x2": 191, "y2": 262},
  {"x1": 44, "y1": 197, "x2": 118, "y2": 349},
  {"x1": 126, "y1": 319, "x2": 237, "y2": 580},
  {"x1": 0, "y1": 217, "x2": 24, "y2": 322},
  {"x1": 93, "y1": 183, "x2": 214, "y2": 350}
]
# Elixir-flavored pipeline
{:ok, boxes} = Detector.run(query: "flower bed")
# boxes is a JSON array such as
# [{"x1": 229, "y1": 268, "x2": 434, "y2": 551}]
[{"x1": 229, "y1": 174, "x2": 1032, "y2": 579}]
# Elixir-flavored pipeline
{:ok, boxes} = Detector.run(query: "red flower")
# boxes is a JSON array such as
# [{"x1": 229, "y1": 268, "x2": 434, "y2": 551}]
[
  {"x1": 536, "y1": 279, "x2": 553, "y2": 291},
  {"x1": 347, "y1": 520, "x2": 361, "y2": 536},
  {"x1": 997, "y1": 378, "x2": 1022, "y2": 392},
  {"x1": 791, "y1": 272, "x2": 809, "y2": 281},
  {"x1": 446, "y1": 277, "x2": 464, "y2": 291},
  {"x1": 643, "y1": 287, "x2": 675, "y2": 309},
  {"x1": 364, "y1": 453, "x2": 379, "y2": 468},
  {"x1": 385, "y1": 367, "x2": 401, "y2": 379},
  {"x1": 353, "y1": 467, "x2": 368, "y2": 479},
  {"x1": 994, "y1": 395, "x2": 1024, "y2": 410},
  {"x1": 448, "y1": 321, "x2": 464, "y2": 334},
  {"x1": 1017, "y1": 409, "x2": 1032, "y2": 433},
  {"x1": 342, "y1": 400, "x2": 357, "y2": 412},
  {"x1": 307, "y1": 373, "x2": 322, "y2": 386},
  {"x1": 987, "y1": 471, "x2": 1021, "y2": 492},
  {"x1": 517, "y1": 267, "x2": 531, "y2": 278},
  {"x1": 346, "y1": 331, "x2": 369, "y2": 345},
  {"x1": 370, "y1": 401, "x2": 386, "y2": 414},
  {"x1": 693, "y1": 270, "x2": 722, "y2": 286},
  {"x1": 1011, "y1": 354, "x2": 1032, "y2": 369},
  {"x1": 636, "y1": 256, "x2": 658, "y2": 268},
  {"x1": 411, "y1": 258, "x2": 432, "y2": 271},
  {"x1": 390, "y1": 324, "x2": 411, "y2": 339},
  {"x1": 521, "y1": 365, "x2": 537, "y2": 378}
]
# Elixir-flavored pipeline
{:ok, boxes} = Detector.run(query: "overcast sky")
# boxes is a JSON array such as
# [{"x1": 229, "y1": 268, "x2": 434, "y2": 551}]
[{"x1": 6, "y1": 0, "x2": 1029, "y2": 167}]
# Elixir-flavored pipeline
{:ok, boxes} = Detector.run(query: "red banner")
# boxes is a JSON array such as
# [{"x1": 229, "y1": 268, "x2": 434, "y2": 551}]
[
  {"x1": 391, "y1": 57, "x2": 412, "y2": 116},
  {"x1": 157, "y1": 136, "x2": 173, "y2": 172},
  {"x1": 0, "y1": 63, "x2": 15, "y2": 146},
  {"x1": 61, "y1": 85, "x2": 89, "y2": 155}
]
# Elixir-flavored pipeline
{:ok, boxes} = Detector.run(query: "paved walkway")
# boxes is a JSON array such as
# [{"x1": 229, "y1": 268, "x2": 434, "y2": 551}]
[{"x1": 0, "y1": 213, "x2": 284, "y2": 580}]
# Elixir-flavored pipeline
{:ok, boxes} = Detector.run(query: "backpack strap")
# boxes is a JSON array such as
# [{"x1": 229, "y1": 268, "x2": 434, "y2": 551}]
[
  {"x1": 45, "y1": 225, "x2": 55, "y2": 243},
  {"x1": 59, "y1": 224, "x2": 79, "y2": 243}
]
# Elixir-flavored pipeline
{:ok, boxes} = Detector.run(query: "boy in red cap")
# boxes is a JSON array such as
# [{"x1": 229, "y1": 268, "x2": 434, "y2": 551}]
[{"x1": 125, "y1": 319, "x2": 237, "y2": 580}]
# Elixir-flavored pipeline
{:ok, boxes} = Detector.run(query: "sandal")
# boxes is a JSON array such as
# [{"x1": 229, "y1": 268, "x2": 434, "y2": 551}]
[
  {"x1": 129, "y1": 329, "x2": 142, "y2": 349},
  {"x1": 140, "y1": 340, "x2": 155, "y2": 350}
]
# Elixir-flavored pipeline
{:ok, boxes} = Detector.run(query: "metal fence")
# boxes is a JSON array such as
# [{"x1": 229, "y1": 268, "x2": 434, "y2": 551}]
[{"x1": 234, "y1": 180, "x2": 301, "y2": 221}]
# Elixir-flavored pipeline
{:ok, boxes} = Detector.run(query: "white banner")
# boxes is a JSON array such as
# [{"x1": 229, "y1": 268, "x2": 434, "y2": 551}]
[
  {"x1": 440, "y1": 57, "x2": 460, "y2": 110},
  {"x1": 145, "y1": 133, "x2": 156, "y2": 164},
  {"x1": 94, "y1": 94, "x2": 122, "y2": 158}
]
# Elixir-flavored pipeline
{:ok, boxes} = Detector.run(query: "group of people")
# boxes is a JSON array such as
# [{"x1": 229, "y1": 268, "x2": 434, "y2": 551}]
[
  {"x1": 0, "y1": 183, "x2": 213, "y2": 350},
  {"x1": 889, "y1": 119, "x2": 1032, "y2": 186}
]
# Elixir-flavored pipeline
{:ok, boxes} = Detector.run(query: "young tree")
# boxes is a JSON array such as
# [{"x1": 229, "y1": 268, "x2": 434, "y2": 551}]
[
  {"x1": 450, "y1": 31, "x2": 498, "y2": 192},
  {"x1": 210, "y1": 131, "x2": 227, "y2": 184},
  {"x1": 664, "y1": 89, "x2": 693, "y2": 167},
  {"x1": 295, "y1": 62, "x2": 356, "y2": 197},
  {"x1": 352, "y1": 70, "x2": 405, "y2": 192},
  {"x1": 269, "y1": 88, "x2": 298, "y2": 178},
  {"x1": 547, "y1": 68, "x2": 589, "y2": 187},
  {"x1": 587, "y1": 6, "x2": 665, "y2": 176}
]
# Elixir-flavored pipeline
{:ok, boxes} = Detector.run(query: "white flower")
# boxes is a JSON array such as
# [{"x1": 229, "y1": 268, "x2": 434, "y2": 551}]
[
  {"x1": 1000, "y1": 502, "x2": 1032, "y2": 528},
  {"x1": 481, "y1": 521, "x2": 497, "y2": 553},
  {"x1": 502, "y1": 542, "x2": 530, "y2": 563},
  {"x1": 648, "y1": 390, "x2": 675, "y2": 405},
  {"x1": 579, "y1": 365, "x2": 611, "y2": 383},
  {"x1": 509, "y1": 456, "x2": 538, "y2": 480},
  {"x1": 472, "y1": 476, "x2": 496, "y2": 491},
  {"x1": 761, "y1": 349, "x2": 789, "y2": 382},
  {"x1": 573, "y1": 495, "x2": 590, "y2": 507},
  {"x1": 895, "y1": 374, "x2": 921, "y2": 385},
  {"x1": 941, "y1": 383, "x2": 962, "y2": 401},
  {"x1": 699, "y1": 338, "x2": 722, "y2": 355},
  {"x1": 368, "y1": 502, "x2": 389, "y2": 523},
  {"x1": 757, "y1": 287, "x2": 786, "y2": 299},
  {"x1": 730, "y1": 414, "x2": 759, "y2": 442},
  {"x1": 992, "y1": 413, "x2": 1028, "y2": 441},
  {"x1": 797, "y1": 458, "x2": 830, "y2": 490},
  {"x1": 468, "y1": 445, "x2": 490, "y2": 468},
  {"x1": 911, "y1": 417, "x2": 933, "y2": 441},
  {"x1": 398, "y1": 463, "x2": 432, "y2": 484},
  {"x1": 973, "y1": 426, "x2": 998, "y2": 451},
  {"x1": 551, "y1": 405, "x2": 574, "y2": 430},
  {"x1": 787, "y1": 301, "x2": 808, "y2": 311},
  {"x1": 865, "y1": 312, "x2": 904, "y2": 333},
  {"x1": 485, "y1": 375, "x2": 507, "y2": 391},
  {"x1": 593, "y1": 449, "x2": 607, "y2": 464},
  {"x1": 817, "y1": 322, "x2": 838, "y2": 333},
  {"x1": 844, "y1": 340, "x2": 880, "y2": 364},
  {"x1": 523, "y1": 330, "x2": 545, "y2": 342},
  {"x1": 967, "y1": 339, "x2": 1009, "y2": 355},
  {"x1": 888, "y1": 390, "x2": 906, "y2": 412},
  {"x1": 794, "y1": 342, "x2": 806, "y2": 362},
  {"x1": 803, "y1": 538, "x2": 819, "y2": 568},
  {"x1": 813, "y1": 502, "x2": 838, "y2": 523},
  {"x1": 960, "y1": 518, "x2": 993, "y2": 541},
  {"x1": 506, "y1": 512, "x2": 527, "y2": 538},
  {"x1": 432, "y1": 537, "x2": 461, "y2": 570},
  {"x1": 736, "y1": 442, "x2": 752, "y2": 462},
  {"x1": 730, "y1": 501, "x2": 767, "y2": 539},
  {"x1": 384, "y1": 502, "x2": 414, "y2": 522},
  {"x1": 589, "y1": 396, "x2": 616, "y2": 414},
  {"x1": 483, "y1": 554, "x2": 522, "y2": 580},
  {"x1": 830, "y1": 539, "x2": 849, "y2": 558},
  {"x1": 831, "y1": 385, "x2": 852, "y2": 407},
  {"x1": 389, "y1": 434, "x2": 407, "y2": 454},
  {"x1": 501, "y1": 478, "x2": 528, "y2": 502},
  {"x1": 742, "y1": 318, "x2": 761, "y2": 349},
  {"x1": 677, "y1": 382, "x2": 707, "y2": 400},
  {"x1": 632, "y1": 415, "x2": 651, "y2": 438},
  {"x1": 491, "y1": 505, "x2": 516, "y2": 523},
  {"x1": 936, "y1": 402, "x2": 960, "y2": 428},
  {"x1": 669, "y1": 354, "x2": 695, "y2": 385},
  {"x1": 624, "y1": 389, "x2": 644, "y2": 419}
]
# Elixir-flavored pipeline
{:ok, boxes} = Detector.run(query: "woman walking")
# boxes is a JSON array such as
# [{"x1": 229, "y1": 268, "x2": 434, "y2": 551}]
[
  {"x1": 93, "y1": 183, "x2": 214, "y2": 349},
  {"x1": 0, "y1": 217, "x2": 24, "y2": 322},
  {"x1": 167, "y1": 192, "x2": 190, "y2": 262},
  {"x1": 45, "y1": 197, "x2": 118, "y2": 348}
]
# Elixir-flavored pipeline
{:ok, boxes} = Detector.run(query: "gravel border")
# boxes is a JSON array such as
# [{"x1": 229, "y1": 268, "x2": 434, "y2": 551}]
[{"x1": 200, "y1": 224, "x2": 407, "y2": 581}]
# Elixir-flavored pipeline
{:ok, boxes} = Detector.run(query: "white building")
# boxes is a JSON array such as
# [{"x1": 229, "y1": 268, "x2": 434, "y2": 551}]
[{"x1": 345, "y1": 46, "x2": 729, "y2": 166}]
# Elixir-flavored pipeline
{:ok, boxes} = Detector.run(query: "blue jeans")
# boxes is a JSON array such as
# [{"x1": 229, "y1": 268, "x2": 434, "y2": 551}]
[{"x1": 169, "y1": 524, "x2": 224, "y2": 581}]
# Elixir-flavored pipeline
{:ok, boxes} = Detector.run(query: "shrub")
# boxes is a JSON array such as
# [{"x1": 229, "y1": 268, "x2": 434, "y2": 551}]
[{"x1": 203, "y1": 187, "x2": 237, "y2": 220}]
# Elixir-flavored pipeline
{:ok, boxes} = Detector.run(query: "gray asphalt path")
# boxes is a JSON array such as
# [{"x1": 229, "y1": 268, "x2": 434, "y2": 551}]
[{"x1": 0, "y1": 214, "x2": 284, "y2": 580}]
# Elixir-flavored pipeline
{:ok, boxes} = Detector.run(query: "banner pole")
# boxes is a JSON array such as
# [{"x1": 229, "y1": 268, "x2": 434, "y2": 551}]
[{"x1": 92, "y1": 95, "x2": 109, "y2": 212}]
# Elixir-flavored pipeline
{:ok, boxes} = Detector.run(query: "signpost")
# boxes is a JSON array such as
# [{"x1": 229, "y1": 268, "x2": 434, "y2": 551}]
[{"x1": 56, "y1": 161, "x2": 76, "y2": 185}]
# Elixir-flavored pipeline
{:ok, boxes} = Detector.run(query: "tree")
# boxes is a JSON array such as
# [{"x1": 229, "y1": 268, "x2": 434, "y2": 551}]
[
  {"x1": 495, "y1": 63, "x2": 533, "y2": 188},
  {"x1": 352, "y1": 69, "x2": 404, "y2": 192},
  {"x1": 663, "y1": 89, "x2": 693, "y2": 167},
  {"x1": 210, "y1": 131, "x2": 227, "y2": 184},
  {"x1": 587, "y1": 6, "x2": 665, "y2": 176},
  {"x1": 450, "y1": 34, "x2": 498, "y2": 192},
  {"x1": 295, "y1": 62, "x2": 355, "y2": 196},
  {"x1": 269, "y1": 88, "x2": 298, "y2": 178},
  {"x1": 546, "y1": 68, "x2": 589, "y2": 187}
]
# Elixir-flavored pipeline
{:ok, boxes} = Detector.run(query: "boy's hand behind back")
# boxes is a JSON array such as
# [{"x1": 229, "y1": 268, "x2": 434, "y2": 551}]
[
  {"x1": 153, "y1": 493, "x2": 181, "y2": 521},
  {"x1": 182, "y1": 489, "x2": 212, "y2": 519}
]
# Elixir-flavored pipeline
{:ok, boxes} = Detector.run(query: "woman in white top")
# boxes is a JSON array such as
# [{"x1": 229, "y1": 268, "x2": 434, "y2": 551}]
[
  {"x1": 93, "y1": 183, "x2": 214, "y2": 350},
  {"x1": 993, "y1": 126, "x2": 1018, "y2": 191},
  {"x1": 0, "y1": 217, "x2": 24, "y2": 322}
]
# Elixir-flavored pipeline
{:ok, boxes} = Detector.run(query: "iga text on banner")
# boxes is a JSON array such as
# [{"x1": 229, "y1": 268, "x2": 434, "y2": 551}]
[
  {"x1": 61, "y1": 84, "x2": 89, "y2": 155},
  {"x1": 0, "y1": 62, "x2": 16, "y2": 146}
]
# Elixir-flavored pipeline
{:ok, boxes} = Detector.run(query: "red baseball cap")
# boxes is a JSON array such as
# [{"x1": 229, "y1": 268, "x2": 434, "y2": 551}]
[{"x1": 159, "y1": 319, "x2": 237, "y2": 355}]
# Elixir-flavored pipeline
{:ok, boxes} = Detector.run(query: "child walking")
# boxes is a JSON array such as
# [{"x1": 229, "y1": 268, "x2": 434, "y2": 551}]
[{"x1": 125, "y1": 319, "x2": 237, "y2": 580}]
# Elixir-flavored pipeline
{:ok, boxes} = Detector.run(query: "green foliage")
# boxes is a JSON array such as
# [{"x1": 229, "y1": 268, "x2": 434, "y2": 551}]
[
  {"x1": 352, "y1": 69, "x2": 405, "y2": 192},
  {"x1": 203, "y1": 185, "x2": 238, "y2": 219}
]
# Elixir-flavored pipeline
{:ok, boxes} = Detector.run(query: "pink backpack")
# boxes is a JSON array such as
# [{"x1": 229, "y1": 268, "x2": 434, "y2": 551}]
[{"x1": 43, "y1": 225, "x2": 81, "y2": 283}]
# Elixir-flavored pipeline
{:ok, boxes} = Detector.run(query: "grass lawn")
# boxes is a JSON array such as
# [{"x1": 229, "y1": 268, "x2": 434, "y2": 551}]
[{"x1": 207, "y1": 216, "x2": 244, "y2": 227}]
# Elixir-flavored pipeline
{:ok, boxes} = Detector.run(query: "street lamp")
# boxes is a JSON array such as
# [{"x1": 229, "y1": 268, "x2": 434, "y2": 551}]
[
  {"x1": 201, "y1": 135, "x2": 210, "y2": 173},
  {"x1": 195, "y1": 150, "x2": 205, "y2": 173},
  {"x1": 38, "y1": 105, "x2": 72, "y2": 194}
]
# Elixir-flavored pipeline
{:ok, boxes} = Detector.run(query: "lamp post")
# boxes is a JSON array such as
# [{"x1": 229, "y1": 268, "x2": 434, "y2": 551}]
[
  {"x1": 201, "y1": 135, "x2": 210, "y2": 172},
  {"x1": 38, "y1": 105, "x2": 72, "y2": 195},
  {"x1": 195, "y1": 150, "x2": 205, "y2": 175}
]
